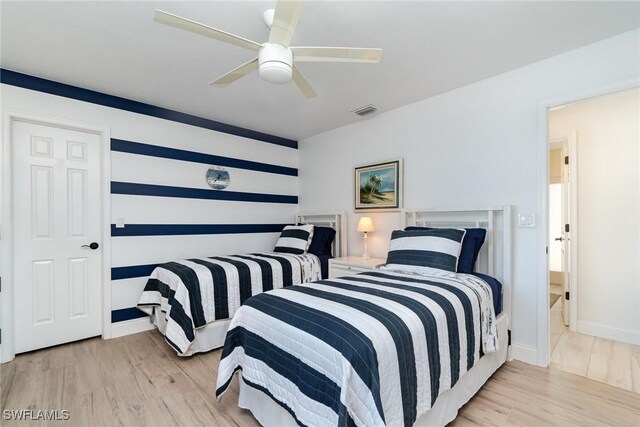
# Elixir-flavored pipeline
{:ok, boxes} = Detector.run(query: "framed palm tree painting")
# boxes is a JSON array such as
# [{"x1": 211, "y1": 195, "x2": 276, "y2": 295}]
[{"x1": 355, "y1": 159, "x2": 403, "y2": 211}]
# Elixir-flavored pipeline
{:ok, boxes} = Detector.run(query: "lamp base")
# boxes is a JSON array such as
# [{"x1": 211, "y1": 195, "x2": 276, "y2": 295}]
[{"x1": 362, "y1": 232, "x2": 370, "y2": 260}]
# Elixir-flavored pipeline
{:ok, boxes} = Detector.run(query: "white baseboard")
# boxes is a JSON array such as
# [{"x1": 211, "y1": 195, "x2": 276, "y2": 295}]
[
  {"x1": 110, "y1": 317, "x2": 156, "y2": 339},
  {"x1": 511, "y1": 342, "x2": 538, "y2": 366},
  {"x1": 0, "y1": 346, "x2": 15, "y2": 364},
  {"x1": 578, "y1": 320, "x2": 640, "y2": 345}
]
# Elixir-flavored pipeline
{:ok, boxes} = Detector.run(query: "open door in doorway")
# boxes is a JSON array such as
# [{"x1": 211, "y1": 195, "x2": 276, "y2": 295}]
[
  {"x1": 559, "y1": 141, "x2": 571, "y2": 325},
  {"x1": 549, "y1": 134, "x2": 576, "y2": 328}
]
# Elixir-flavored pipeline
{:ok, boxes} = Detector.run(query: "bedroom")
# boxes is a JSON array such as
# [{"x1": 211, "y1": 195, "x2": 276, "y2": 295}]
[{"x1": 1, "y1": 1, "x2": 639, "y2": 426}]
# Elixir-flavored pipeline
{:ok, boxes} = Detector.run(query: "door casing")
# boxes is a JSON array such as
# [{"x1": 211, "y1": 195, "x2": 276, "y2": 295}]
[
  {"x1": 536, "y1": 78, "x2": 639, "y2": 367},
  {"x1": 1, "y1": 110, "x2": 112, "y2": 363}
]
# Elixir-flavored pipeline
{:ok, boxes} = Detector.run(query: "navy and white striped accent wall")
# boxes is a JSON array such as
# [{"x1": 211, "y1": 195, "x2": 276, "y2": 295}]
[
  {"x1": 2, "y1": 69, "x2": 300, "y2": 333},
  {"x1": 110, "y1": 138, "x2": 298, "y2": 325}
]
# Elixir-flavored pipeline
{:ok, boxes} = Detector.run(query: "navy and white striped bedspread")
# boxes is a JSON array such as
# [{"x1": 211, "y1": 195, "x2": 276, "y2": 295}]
[
  {"x1": 215, "y1": 270, "x2": 498, "y2": 427},
  {"x1": 137, "y1": 253, "x2": 321, "y2": 354}
]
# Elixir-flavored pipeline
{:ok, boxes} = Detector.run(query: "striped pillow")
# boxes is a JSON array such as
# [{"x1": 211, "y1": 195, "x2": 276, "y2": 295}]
[
  {"x1": 382, "y1": 228, "x2": 466, "y2": 277},
  {"x1": 274, "y1": 225, "x2": 314, "y2": 254}
]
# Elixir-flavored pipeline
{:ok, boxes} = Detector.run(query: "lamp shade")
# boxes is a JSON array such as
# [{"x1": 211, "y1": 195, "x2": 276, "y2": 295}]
[{"x1": 356, "y1": 216, "x2": 375, "y2": 233}]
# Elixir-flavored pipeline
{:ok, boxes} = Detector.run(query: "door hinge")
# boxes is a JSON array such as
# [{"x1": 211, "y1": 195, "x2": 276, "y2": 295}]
[
  {"x1": 565, "y1": 291, "x2": 570, "y2": 300},
  {"x1": 507, "y1": 329, "x2": 511, "y2": 346},
  {"x1": 564, "y1": 156, "x2": 569, "y2": 165},
  {"x1": 565, "y1": 224, "x2": 570, "y2": 233},
  {"x1": 545, "y1": 246, "x2": 548, "y2": 254}
]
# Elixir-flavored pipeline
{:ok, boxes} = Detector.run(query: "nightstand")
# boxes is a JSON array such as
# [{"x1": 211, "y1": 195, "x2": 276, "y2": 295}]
[{"x1": 329, "y1": 256, "x2": 386, "y2": 279}]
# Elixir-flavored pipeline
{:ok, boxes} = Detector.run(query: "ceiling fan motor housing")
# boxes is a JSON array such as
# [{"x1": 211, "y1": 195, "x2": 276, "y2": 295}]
[{"x1": 259, "y1": 43, "x2": 293, "y2": 84}]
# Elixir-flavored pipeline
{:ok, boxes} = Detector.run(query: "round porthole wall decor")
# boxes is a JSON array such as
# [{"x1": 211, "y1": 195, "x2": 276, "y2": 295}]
[{"x1": 206, "y1": 166, "x2": 230, "y2": 190}]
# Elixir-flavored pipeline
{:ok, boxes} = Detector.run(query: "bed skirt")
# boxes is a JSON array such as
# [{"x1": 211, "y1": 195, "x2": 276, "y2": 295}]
[{"x1": 152, "y1": 309, "x2": 231, "y2": 356}]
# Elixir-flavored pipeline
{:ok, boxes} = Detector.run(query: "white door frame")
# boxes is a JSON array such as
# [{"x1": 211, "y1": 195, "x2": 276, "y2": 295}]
[
  {"x1": 535, "y1": 78, "x2": 639, "y2": 367},
  {"x1": 548, "y1": 133, "x2": 578, "y2": 331},
  {"x1": 1, "y1": 110, "x2": 112, "y2": 363}
]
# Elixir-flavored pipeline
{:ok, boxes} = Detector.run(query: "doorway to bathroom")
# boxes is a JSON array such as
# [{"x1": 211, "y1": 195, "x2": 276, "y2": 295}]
[{"x1": 547, "y1": 88, "x2": 639, "y2": 392}]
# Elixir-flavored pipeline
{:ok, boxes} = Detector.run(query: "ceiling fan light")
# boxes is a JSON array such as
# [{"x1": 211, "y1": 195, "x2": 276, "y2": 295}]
[
  {"x1": 259, "y1": 43, "x2": 293, "y2": 84},
  {"x1": 259, "y1": 61, "x2": 293, "y2": 83}
]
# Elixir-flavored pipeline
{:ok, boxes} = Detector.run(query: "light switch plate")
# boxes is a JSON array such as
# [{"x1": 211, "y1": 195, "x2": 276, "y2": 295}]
[
  {"x1": 115, "y1": 217, "x2": 125, "y2": 228},
  {"x1": 518, "y1": 213, "x2": 536, "y2": 228}
]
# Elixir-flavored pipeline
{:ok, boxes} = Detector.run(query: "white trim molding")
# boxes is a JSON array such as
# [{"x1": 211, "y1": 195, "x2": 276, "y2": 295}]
[
  {"x1": 0, "y1": 109, "x2": 111, "y2": 363},
  {"x1": 510, "y1": 343, "x2": 538, "y2": 366},
  {"x1": 578, "y1": 321, "x2": 640, "y2": 346},
  {"x1": 111, "y1": 317, "x2": 156, "y2": 339}
]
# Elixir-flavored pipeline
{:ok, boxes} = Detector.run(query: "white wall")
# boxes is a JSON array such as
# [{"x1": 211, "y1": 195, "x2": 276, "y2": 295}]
[
  {"x1": 549, "y1": 89, "x2": 639, "y2": 344},
  {"x1": 299, "y1": 30, "x2": 640, "y2": 363},
  {"x1": 1, "y1": 83, "x2": 298, "y2": 347}
]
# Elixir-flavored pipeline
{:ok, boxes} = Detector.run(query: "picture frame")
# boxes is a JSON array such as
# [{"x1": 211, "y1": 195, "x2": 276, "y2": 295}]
[{"x1": 355, "y1": 158, "x2": 403, "y2": 211}]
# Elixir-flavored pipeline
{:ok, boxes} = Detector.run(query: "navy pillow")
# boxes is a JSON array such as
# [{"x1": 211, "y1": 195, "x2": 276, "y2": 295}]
[
  {"x1": 405, "y1": 227, "x2": 486, "y2": 273},
  {"x1": 307, "y1": 226, "x2": 336, "y2": 256}
]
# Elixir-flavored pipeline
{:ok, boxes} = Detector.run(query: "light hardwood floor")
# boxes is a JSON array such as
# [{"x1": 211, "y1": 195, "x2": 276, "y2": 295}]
[
  {"x1": 2, "y1": 329, "x2": 639, "y2": 427},
  {"x1": 550, "y1": 298, "x2": 640, "y2": 393}
]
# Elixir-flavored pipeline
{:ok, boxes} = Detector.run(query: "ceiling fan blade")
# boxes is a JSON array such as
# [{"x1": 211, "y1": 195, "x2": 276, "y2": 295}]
[
  {"x1": 292, "y1": 47, "x2": 382, "y2": 63},
  {"x1": 292, "y1": 65, "x2": 317, "y2": 99},
  {"x1": 154, "y1": 10, "x2": 261, "y2": 51},
  {"x1": 209, "y1": 57, "x2": 259, "y2": 87},
  {"x1": 268, "y1": 0, "x2": 303, "y2": 47}
]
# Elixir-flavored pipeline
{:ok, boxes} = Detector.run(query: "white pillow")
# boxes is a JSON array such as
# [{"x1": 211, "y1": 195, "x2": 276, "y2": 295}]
[
  {"x1": 273, "y1": 224, "x2": 314, "y2": 255},
  {"x1": 380, "y1": 228, "x2": 466, "y2": 277}
]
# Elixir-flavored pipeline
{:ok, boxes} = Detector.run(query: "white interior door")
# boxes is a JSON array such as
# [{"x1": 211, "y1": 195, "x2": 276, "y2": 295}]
[
  {"x1": 13, "y1": 120, "x2": 102, "y2": 353},
  {"x1": 560, "y1": 143, "x2": 571, "y2": 326}
]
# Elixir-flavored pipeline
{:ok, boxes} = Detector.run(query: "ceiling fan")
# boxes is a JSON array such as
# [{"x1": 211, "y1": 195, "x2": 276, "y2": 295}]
[{"x1": 153, "y1": 0, "x2": 382, "y2": 98}]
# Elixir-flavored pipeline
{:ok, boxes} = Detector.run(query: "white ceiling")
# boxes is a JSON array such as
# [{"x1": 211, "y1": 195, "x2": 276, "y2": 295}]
[{"x1": 2, "y1": 1, "x2": 638, "y2": 141}]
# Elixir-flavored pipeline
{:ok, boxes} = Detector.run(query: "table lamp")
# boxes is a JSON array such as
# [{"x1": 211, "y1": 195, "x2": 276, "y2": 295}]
[{"x1": 356, "y1": 216, "x2": 375, "y2": 260}]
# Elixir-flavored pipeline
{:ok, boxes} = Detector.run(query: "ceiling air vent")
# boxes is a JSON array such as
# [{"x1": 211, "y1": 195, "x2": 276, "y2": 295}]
[{"x1": 352, "y1": 104, "x2": 378, "y2": 117}]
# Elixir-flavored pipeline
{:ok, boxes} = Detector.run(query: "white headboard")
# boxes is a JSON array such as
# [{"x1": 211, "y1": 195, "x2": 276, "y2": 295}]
[
  {"x1": 296, "y1": 211, "x2": 348, "y2": 258},
  {"x1": 402, "y1": 206, "x2": 513, "y2": 327}
]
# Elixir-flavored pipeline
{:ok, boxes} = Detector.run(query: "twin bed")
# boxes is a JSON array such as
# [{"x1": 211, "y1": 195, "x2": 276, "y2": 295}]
[
  {"x1": 137, "y1": 212, "x2": 347, "y2": 356},
  {"x1": 138, "y1": 208, "x2": 512, "y2": 426}
]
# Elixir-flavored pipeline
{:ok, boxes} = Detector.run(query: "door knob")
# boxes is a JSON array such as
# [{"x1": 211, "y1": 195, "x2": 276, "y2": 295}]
[
  {"x1": 554, "y1": 237, "x2": 564, "y2": 242},
  {"x1": 82, "y1": 242, "x2": 100, "y2": 250}
]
